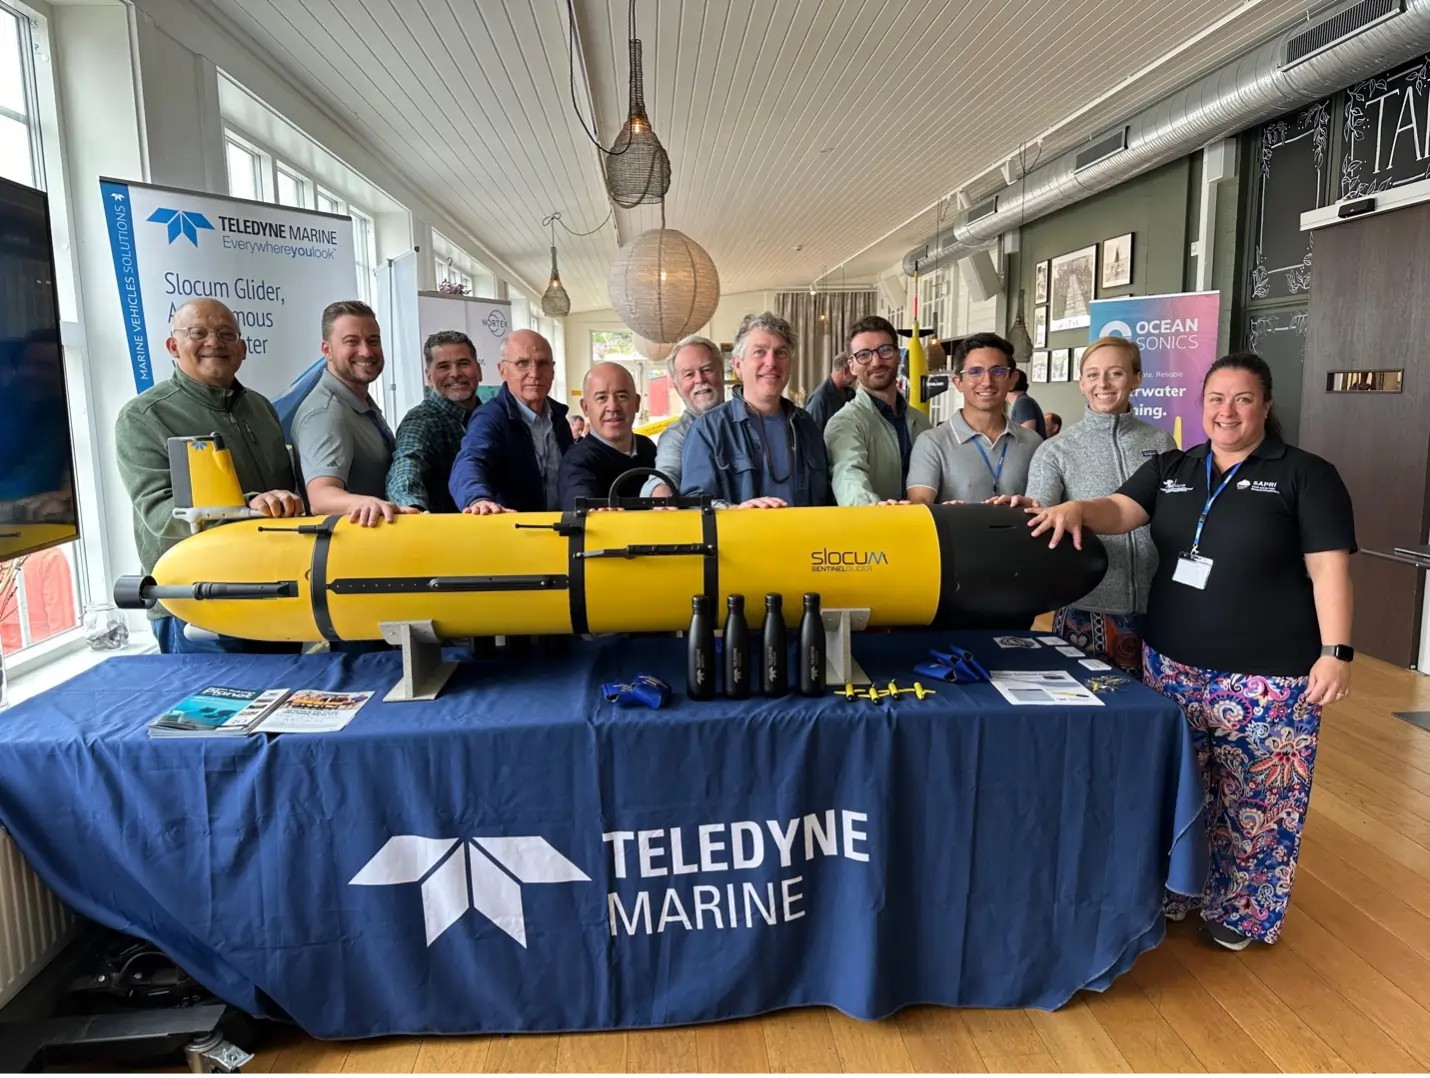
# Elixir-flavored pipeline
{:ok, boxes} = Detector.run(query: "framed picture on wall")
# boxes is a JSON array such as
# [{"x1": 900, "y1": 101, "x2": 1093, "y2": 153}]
[
  {"x1": 1049, "y1": 246, "x2": 1096, "y2": 331},
  {"x1": 1030, "y1": 351, "x2": 1049, "y2": 383},
  {"x1": 1072, "y1": 347, "x2": 1085, "y2": 379},
  {"x1": 1050, "y1": 348, "x2": 1071, "y2": 382},
  {"x1": 1101, "y1": 233, "x2": 1133, "y2": 289},
  {"x1": 1034, "y1": 260, "x2": 1050, "y2": 305},
  {"x1": 1033, "y1": 307, "x2": 1047, "y2": 348}
]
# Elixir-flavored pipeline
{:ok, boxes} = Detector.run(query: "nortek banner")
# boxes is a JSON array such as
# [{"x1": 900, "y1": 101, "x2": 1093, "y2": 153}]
[
  {"x1": 1087, "y1": 291, "x2": 1221, "y2": 450},
  {"x1": 100, "y1": 178, "x2": 356, "y2": 398}
]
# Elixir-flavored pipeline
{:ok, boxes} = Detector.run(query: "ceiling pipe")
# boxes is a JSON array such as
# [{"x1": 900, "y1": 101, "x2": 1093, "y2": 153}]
[{"x1": 902, "y1": 0, "x2": 1430, "y2": 277}]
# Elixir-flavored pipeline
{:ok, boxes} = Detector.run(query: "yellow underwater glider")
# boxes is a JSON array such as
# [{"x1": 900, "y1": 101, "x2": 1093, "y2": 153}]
[{"x1": 115, "y1": 435, "x2": 1109, "y2": 646}]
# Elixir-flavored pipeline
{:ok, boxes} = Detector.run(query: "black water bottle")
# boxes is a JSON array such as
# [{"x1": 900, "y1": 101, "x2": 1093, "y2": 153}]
[
  {"x1": 799, "y1": 592, "x2": 826, "y2": 697},
  {"x1": 762, "y1": 594, "x2": 788, "y2": 697},
  {"x1": 724, "y1": 595, "x2": 750, "y2": 699},
  {"x1": 687, "y1": 595, "x2": 716, "y2": 700}
]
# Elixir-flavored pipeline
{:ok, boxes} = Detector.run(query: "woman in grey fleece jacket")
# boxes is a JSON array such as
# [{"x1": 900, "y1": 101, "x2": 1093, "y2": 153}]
[{"x1": 1023, "y1": 337, "x2": 1175, "y2": 673}]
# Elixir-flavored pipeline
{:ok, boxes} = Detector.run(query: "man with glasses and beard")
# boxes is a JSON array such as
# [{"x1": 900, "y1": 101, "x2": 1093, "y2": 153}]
[
  {"x1": 643, "y1": 335, "x2": 726, "y2": 499},
  {"x1": 906, "y1": 332, "x2": 1042, "y2": 504},
  {"x1": 824, "y1": 315, "x2": 932, "y2": 505}
]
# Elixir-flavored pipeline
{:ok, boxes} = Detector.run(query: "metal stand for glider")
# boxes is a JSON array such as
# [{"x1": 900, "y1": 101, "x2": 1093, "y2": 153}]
[
  {"x1": 380, "y1": 620, "x2": 459, "y2": 702},
  {"x1": 823, "y1": 608, "x2": 871, "y2": 686}
]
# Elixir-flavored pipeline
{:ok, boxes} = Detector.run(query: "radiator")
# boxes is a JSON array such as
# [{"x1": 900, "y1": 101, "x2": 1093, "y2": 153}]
[{"x1": 0, "y1": 826, "x2": 78, "y2": 1008}]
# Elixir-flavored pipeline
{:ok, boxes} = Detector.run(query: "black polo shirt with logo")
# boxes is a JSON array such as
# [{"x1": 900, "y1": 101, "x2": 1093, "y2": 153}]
[{"x1": 1117, "y1": 437, "x2": 1356, "y2": 677}]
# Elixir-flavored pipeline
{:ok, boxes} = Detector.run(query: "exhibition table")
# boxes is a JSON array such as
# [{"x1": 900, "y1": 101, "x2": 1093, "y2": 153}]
[{"x1": 0, "y1": 631, "x2": 1205, "y2": 1039}]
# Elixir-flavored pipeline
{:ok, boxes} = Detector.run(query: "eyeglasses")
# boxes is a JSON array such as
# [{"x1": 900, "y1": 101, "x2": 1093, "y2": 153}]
[
  {"x1": 852, "y1": 344, "x2": 899, "y2": 364},
  {"x1": 957, "y1": 365, "x2": 1011, "y2": 381},
  {"x1": 508, "y1": 358, "x2": 555, "y2": 374},
  {"x1": 180, "y1": 327, "x2": 240, "y2": 344}
]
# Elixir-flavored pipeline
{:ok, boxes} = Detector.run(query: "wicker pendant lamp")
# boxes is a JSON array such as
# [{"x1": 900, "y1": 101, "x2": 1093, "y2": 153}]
[
  {"x1": 605, "y1": 36, "x2": 671, "y2": 208},
  {"x1": 609, "y1": 223, "x2": 720, "y2": 344},
  {"x1": 1006, "y1": 141, "x2": 1037, "y2": 368},
  {"x1": 540, "y1": 233, "x2": 571, "y2": 318}
]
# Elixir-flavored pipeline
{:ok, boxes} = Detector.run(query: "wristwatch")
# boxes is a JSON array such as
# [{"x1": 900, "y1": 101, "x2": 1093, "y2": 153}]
[{"x1": 1321, "y1": 644, "x2": 1355, "y2": 662}]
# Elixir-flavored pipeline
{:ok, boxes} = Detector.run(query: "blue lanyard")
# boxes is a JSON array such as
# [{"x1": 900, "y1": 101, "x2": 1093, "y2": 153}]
[
  {"x1": 974, "y1": 436, "x2": 1010, "y2": 493},
  {"x1": 1192, "y1": 454, "x2": 1243, "y2": 555},
  {"x1": 364, "y1": 410, "x2": 395, "y2": 454}
]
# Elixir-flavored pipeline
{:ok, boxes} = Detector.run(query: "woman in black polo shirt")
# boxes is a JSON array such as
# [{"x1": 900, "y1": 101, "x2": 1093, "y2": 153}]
[{"x1": 1026, "y1": 352, "x2": 1355, "y2": 952}]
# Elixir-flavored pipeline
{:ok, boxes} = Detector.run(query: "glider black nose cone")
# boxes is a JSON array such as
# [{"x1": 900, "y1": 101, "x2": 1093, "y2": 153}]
[{"x1": 929, "y1": 504, "x2": 1109, "y2": 629}]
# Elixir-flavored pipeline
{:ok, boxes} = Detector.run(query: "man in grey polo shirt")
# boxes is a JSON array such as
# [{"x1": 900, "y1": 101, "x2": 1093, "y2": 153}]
[
  {"x1": 643, "y1": 334, "x2": 725, "y2": 499},
  {"x1": 907, "y1": 332, "x2": 1042, "y2": 504},
  {"x1": 292, "y1": 299, "x2": 417, "y2": 527}
]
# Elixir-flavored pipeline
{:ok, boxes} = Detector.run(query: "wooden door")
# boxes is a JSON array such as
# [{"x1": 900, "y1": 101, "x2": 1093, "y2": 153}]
[{"x1": 1301, "y1": 205, "x2": 1430, "y2": 667}]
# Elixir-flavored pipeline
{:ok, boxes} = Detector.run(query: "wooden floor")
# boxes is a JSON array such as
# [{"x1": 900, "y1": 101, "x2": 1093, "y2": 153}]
[{"x1": 106, "y1": 647, "x2": 1430, "y2": 1073}]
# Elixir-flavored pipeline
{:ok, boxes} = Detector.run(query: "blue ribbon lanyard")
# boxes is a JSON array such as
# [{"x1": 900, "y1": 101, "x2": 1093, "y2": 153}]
[
  {"x1": 974, "y1": 436, "x2": 1010, "y2": 493},
  {"x1": 365, "y1": 410, "x2": 395, "y2": 454},
  {"x1": 1191, "y1": 455, "x2": 1243, "y2": 557}
]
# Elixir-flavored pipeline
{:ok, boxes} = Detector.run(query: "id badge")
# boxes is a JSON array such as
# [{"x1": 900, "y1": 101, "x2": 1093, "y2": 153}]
[{"x1": 1173, "y1": 553, "x2": 1213, "y2": 590}]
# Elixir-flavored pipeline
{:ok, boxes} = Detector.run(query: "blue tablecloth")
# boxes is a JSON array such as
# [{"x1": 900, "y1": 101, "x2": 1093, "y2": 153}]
[{"x1": 0, "y1": 631, "x2": 1204, "y2": 1038}]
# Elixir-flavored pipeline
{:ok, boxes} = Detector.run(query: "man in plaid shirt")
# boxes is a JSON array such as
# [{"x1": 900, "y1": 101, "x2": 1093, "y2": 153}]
[{"x1": 385, "y1": 330, "x2": 482, "y2": 512}]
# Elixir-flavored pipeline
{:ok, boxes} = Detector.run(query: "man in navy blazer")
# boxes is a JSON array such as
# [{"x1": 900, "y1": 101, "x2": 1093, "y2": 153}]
[{"x1": 449, "y1": 330, "x2": 572, "y2": 513}]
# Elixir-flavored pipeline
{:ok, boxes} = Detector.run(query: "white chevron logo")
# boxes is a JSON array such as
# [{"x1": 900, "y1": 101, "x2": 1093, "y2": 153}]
[{"x1": 350, "y1": 836, "x2": 590, "y2": 947}]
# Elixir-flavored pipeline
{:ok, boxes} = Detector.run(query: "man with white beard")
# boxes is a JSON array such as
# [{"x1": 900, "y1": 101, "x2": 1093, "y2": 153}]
[{"x1": 644, "y1": 335, "x2": 726, "y2": 499}]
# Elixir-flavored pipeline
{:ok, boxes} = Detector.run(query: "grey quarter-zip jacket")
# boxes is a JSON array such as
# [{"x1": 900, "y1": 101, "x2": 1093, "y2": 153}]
[{"x1": 1024, "y1": 408, "x2": 1176, "y2": 615}]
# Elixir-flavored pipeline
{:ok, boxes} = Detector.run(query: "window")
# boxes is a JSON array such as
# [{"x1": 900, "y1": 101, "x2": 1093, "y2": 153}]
[
  {"x1": 0, "y1": 5, "x2": 35, "y2": 187},
  {"x1": 275, "y1": 163, "x2": 310, "y2": 209},
  {"x1": 591, "y1": 329, "x2": 636, "y2": 364},
  {"x1": 316, "y1": 188, "x2": 341, "y2": 216},
  {"x1": 349, "y1": 206, "x2": 376, "y2": 304},
  {"x1": 224, "y1": 137, "x2": 262, "y2": 202},
  {"x1": 435, "y1": 256, "x2": 472, "y2": 294}
]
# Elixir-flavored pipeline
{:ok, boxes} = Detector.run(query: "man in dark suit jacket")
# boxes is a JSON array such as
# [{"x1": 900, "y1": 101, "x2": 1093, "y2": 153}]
[
  {"x1": 449, "y1": 330, "x2": 572, "y2": 513},
  {"x1": 558, "y1": 361, "x2": 657, "y2": 509}
]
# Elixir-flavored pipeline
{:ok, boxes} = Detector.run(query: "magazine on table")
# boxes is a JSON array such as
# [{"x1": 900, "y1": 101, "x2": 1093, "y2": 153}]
[
  {"x1": 147, "y1": 687, "x2": 290, "y2": 738},
  {"x1": 252, "y1": 690, "x2": 373, "y2": 734},
  {"x1": 988, "y1": 670, "x2": 1104, "y2": 707}
]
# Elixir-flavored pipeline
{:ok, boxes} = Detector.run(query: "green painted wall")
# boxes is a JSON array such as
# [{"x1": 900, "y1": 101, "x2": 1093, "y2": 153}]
[{"x1": 1007, "y1": 157, "x2": 1195, "y2": 423}]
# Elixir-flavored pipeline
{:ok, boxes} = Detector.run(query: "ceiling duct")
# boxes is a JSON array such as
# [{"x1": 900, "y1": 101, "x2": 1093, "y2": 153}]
[
  {"x1": 903, "y1": 0, "x2": 1430, "y2": 277},
  {"x1": 1074, "y1": 127, "x2": 1130, "y2": 172}
]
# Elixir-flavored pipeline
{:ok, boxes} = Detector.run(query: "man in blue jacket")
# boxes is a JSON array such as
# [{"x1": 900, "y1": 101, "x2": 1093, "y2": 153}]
[
  {"x1": 680, "y1": 312, "x2": 831, "y2": 508},
  {"x1": 449, "y1": 329, "x2": 572, "y2": 513}
]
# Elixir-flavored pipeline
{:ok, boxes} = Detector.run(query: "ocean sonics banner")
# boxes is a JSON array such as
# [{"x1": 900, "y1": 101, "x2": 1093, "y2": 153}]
[
  {"x1": 1088, "y1": 291, "x2": 1221, "y2": 450},
  {"x1": 100, "y1": 178, "x2": 357, "y2": 399}
]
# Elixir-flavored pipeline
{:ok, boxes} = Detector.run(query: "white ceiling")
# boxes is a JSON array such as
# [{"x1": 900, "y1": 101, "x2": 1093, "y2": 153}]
[{"x1": 206, "y1": 0, "x2": 1319, "y2": 312}]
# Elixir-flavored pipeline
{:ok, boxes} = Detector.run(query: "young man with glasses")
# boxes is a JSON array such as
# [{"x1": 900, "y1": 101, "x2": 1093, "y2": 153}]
[
  {"x1": 449, "y1": 329, "x2": 573, "y2": 513},
  {"x1": 115, "y1": 298, "x2": 302, "y2": 653},
  {"x1": 824, "y1": 315, "x2": 932, "y2": 504},
  {"x1": 906, "y1": 332, "x2": 1043, "y2": 505}
]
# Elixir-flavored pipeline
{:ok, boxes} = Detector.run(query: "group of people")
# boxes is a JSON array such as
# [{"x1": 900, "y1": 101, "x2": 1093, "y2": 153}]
[{"x1": 114, "y1": 294, "x2": 1356, "y2": 955}]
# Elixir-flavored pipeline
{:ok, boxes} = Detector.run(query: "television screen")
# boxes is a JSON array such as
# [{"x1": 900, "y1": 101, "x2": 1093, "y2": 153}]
[{"x1": 0, "y1": 176, "x2": 78, "y2": 563}]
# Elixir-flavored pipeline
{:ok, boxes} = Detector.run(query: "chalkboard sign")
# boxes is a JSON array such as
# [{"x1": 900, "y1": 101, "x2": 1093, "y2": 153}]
[
  {"x1": 1250, "y1": 101, "x2": 1329, "y2": 302},
  {"x1": 1341, "y1": 55, "x2": 1430, "y2": 200},
  {"x1": 1247, "y1": 309, "x2": 1308, "y2": 445}
]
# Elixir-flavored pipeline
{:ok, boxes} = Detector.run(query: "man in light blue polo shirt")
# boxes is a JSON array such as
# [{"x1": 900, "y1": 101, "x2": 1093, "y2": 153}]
[
  {"x1": 906, "y1": 332, "x2": 1042, "y2": 504},
  {"x1": 292, "y1": 300, "x2": 416, "y2": 527}
]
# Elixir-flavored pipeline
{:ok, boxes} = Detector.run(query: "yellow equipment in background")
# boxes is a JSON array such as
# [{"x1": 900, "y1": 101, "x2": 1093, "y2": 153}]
[{"x1": 114, "y1": 435, "x2": 1109, "y2": 645}]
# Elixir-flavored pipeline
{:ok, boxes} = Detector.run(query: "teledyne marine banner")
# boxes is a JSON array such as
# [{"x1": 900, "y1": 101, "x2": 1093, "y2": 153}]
[
  {"x1": 1088, "y1": 291, "x2": 1222, "y2": 450},
  {"x1": 100, "y1": 178, "x2": 356, "y2": 398}
]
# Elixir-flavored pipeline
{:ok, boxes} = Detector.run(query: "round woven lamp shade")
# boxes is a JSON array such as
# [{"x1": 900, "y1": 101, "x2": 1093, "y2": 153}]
[
  {"x1": 634, "y1": 336, "x2": 673, "y2": 361},
  {"x1": 608, "y1": 228, "x2": 720, "y2": 344}
]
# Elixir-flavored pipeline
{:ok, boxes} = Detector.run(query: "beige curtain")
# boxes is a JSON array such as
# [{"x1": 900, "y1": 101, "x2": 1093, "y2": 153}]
[{"x1": 775, "y1": 290, "x2": 878, "y2": 405}]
